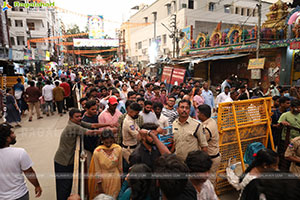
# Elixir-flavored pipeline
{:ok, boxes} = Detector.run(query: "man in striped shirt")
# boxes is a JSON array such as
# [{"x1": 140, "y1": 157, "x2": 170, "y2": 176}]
[{"x1": 162, "y1": 96, "x2": 178, "y2": 126}]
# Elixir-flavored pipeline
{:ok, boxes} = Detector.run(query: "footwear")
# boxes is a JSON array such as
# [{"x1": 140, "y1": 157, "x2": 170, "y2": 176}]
[
  {"x1": 37, "y1": 116, "x2": 43, "y2": 119},
  {"x1": 60, "y1": 114, "x2": 63, "y2": 117},
  {"x1": 29, "y1": 118, "x2": 32, "y2": 122},
  {"x1": 15, "y1": 124, "x2": 22, "y2": 128},
  {"x1": 51, "y1": 112, "x2": 54, "y2": 115},
  {"x1": 63, "y1": 111, "x2": 66, "y2": 114},
  {"x1": 46, "y1": 113, "x2": 49, "y2": 117}
]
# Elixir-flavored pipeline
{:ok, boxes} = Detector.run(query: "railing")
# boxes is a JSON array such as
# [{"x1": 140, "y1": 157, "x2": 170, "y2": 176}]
[{"x1": 71, "y1": 135, "x2": 86, "y2": 199}]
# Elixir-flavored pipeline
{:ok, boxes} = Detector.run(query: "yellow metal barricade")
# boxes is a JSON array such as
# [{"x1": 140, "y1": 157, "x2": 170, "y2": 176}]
[{"x1": 216, "y1": 97, "x2": 274, "y2": 195}]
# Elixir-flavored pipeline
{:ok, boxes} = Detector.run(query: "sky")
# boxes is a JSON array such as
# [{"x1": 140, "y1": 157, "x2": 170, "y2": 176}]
[
  {"x1": 55, "y1": 0, "x2": 293, "y2": 37},
  {"x1": 55, "y1": 0, "x2": 156, "y2": 37}
]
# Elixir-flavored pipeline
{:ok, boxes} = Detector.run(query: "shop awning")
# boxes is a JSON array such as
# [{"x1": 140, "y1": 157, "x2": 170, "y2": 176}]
[{"x1": 192, "y1": 53, "x2": 249, "y2": 64}]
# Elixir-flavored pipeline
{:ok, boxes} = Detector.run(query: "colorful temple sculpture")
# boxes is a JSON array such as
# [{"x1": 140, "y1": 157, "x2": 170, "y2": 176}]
[{"x1": 194, "y1": 0, "x2": 292, "y2": 49}]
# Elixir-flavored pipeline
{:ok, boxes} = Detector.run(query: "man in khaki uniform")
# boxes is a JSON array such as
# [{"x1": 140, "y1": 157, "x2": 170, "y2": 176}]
[
  {"x1": 197, "y1": 104, "x2": 220, "y2": 186},
  {"x1": 122, "y1": 102, "x2": 143, "y2": 163},
  {"x1": 172, "y1": 99, "x2": 208, "y2": 161},
  {"x1": 284, "y1": 136, "x2": 300, "y2": 174}
]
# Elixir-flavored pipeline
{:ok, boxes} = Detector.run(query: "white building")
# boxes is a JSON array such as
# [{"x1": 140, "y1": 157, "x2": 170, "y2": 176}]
[
  {"x1": 121, "y1": 0, "x2": 271, "y2": 67},
  {"x1": 7, "y1": 0, "x2": 58, "y2": 61},
  {"x1": 0, "y1": 0, "x2": 9, "y2": 59}
]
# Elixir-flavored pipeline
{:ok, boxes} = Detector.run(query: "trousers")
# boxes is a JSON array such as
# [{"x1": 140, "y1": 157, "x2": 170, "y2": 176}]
[
  {"x1": 54, "y1": 162, "x2": 74, "y2": 200},
  {"x1": 28, "y1": 102, "x2": 41, "y2": 119}
]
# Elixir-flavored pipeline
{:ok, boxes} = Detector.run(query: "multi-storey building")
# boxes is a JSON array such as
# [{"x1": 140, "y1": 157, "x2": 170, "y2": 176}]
[
  {"x1": 120, "y1": 0, "x2": 272, "y2": 67},
  {"x1": 7, "y1": 0, "x2": 58, "y2": 62},
  {"x1": 0, "y1": 0, "x2": 10, "y2": 59}
]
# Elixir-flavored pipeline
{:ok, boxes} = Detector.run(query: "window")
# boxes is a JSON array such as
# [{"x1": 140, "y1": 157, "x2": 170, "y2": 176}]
[
  {"x1": 10, "y1": 37, "x2": 15, "y2": 46},
  {"x1": 15, "y1": 20, "x2": 23, "y2": 27},
  {"x1": 144, "y1": 17, "x2": 148, "y2": 23},
  {"x1": 247, "y1": 8, "x2": 250, "y2": 16},
  {"x1": 7, "y1": 18, "x2": 11, "y2": 26},
  {"x1": 167, "y1": 4, "x2": 172, "y2": 15},
  {"x1": 30, "y1": 41, "x2": 37, "y2": 48},
  {"x1": 224, "y1": 5, "x2": 231, "y2": 13},
  {"x1": 235, "y1": 7, "x2": 239, "y2": 14},
  {"x1": 253, "y1": 9, "x2": 256, "y2": 17},
  {"x1": 138, "y1": 41, "x2": 142, "y2": 49},
  {"x1": 188, "y1": 0, "x2": 194, "y2": 9},
  {"x1": 209, "y1": 2, "x2": 215, "y2": 11},
  {"x1": 182, "y1": 3, "x2": 187, "y2": 8},
  {"x1": 241, "y1": 8, "x2": 244, "y2": 16},
  {"x1": 163, "y1": 34, "x2": 167, "y2": 45},
  {"x1": 16, "y1": 36, "x2": 25, "y2": 46},
  {"x1": 27, "y1": 22, "x2": 35, "y2": 31}
]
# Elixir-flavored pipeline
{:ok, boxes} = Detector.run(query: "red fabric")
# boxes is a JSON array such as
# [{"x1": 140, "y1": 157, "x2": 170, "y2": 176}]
[{"x1": 60, "y1": 82, "x2": 71, "y2": 97}]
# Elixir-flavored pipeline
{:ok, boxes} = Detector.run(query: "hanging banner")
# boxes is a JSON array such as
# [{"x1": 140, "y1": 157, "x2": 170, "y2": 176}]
[
  {"x1": 248, "y1": 58, "x2": 265, "y2": 69},
  {"x1": 88, "y1": 15, "x2": 104, "y2": 39},
  {"x1": 73, "y1": 38, "x2": 118, "y2": 47},
  {"x1": 171, "y1": 68, "x2": 186, "y2": 85},
  {"x1": 161, "y1": 66, "x2": 173, "y2": 84}
]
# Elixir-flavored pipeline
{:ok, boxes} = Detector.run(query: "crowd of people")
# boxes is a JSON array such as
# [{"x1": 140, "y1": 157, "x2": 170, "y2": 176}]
[{"x1": 1, "y1": 66, "x2": 300, "y2": 200}]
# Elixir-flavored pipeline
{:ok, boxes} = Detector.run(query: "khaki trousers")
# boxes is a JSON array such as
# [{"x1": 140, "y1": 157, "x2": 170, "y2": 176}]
[
  {"x1": 28, "y1": 102, "x2": 41, "y2": 119},
  {"x1": 209, "y1": 155, "x2": 221, "y2": 186}
]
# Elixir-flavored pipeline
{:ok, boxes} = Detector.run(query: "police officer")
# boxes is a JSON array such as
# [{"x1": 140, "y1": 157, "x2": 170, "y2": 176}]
[
  {"x1": 285, "y1": 136, "x2": 300, "y2": 174},
  {"x1": 197, "y1": 104, "x2": 220, "y2": 186},
  {"x1": 172, "y1": 99, "x2": 208, "y2": 161},
  {"x1": 122, "y1": 102, "x2": 144, "y2": 163}
]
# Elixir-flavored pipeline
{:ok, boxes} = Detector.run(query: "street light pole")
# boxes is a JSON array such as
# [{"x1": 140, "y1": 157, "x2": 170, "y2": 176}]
[{"x1": 256, "y1": 0, "x2": 261, "y2": 59}]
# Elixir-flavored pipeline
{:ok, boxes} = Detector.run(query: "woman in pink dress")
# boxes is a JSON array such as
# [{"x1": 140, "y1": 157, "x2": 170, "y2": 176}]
[{"x1": 193, "y1": 87, "x2": 205, "y2": 108}]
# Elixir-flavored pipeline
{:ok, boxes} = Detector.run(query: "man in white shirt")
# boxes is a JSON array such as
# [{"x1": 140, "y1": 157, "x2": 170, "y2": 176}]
[
  {"x1": 0, "y1": 123, "x2": 42, "y2": 200},
  {"x1": 139, "y1": 101, "x2": 157, "y2": 124},
  {"x1": 153, "y1": 102, "x2": 169, "y2": 129},
  {"x1": 42, "y1": 80, "x2": 55, "y2": 116},
  {"x1": 215, "y1": 86, "x2": 231, "y2": 108}
]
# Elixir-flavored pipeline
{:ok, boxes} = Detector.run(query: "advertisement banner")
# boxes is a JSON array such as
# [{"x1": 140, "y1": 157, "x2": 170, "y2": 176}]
[
  {"x1": 290, "y1": 41, "x2": 300, "y2": 49},
  {"x1": 181, "y1": 26, "x2": 193, "y2": 53},
  {"x1": 73, "y1": 38, "x2": 118, "y2": 47},
  {"x1": 161, "y1": 66, "x2": 173, "y2": 84},
  {"x1": 88, "y1": 15, "x2": 104, "y2": 39},
  {"x1": 170, "y1": 68, "x2": 186, "y2": 85}
]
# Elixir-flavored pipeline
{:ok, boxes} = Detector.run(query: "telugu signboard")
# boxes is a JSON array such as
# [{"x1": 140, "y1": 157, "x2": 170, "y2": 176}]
[
  {"x1": 88, "y1": 15, "x2": 104, "y2": 39},
  {"x1": 170, "y1": 68, "x2": 186, "y2": 85},
  {"x1": 290, "y1": 41, "x2": 300, "y2": 50},
  {"x1": 248, "y1": 58, "x2": 265, "y2": 70},
  {"x1": 73, "y1": 38, "x2": 118, "y2": 47},
  {"x1": 161, "y1": 66, "x2": 173, "y2": 84}
]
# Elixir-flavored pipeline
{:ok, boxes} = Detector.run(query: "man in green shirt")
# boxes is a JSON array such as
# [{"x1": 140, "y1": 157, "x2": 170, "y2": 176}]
[
  {"x1": 278, "y1": 99, "x2": 300, "y2": 141},
  {"x1": 54, "y1": 108, "x2": 112, "y2": 200}
]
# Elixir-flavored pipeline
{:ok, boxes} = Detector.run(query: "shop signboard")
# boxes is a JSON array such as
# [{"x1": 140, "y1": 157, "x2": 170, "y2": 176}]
[
  {"x1": 170, "y1": 68, "x2": 186, "y2": 85},
  {"x1": 73, "y1": 38, "x2": 118, "y2": 47},
  {"x1": 161, "y1": 66, "x2": 173, "y2": 84},
  {"x1": 290, "y1": 41, "x2": 300, "y2": 50},
  {"x1": 248, "y1": 58, "x2": 265, "y2": 69}
]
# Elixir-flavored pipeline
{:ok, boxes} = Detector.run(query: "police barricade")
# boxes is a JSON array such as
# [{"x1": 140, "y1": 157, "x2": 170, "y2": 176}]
[{"x1": 216, "y1": 97, "x2": 274, "y2": 195}]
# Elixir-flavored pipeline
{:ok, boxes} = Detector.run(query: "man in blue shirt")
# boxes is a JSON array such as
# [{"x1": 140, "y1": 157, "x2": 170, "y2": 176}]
[
  {"x1": 202, "y1": 82, "x2": 215, "y2": 111},
  {"x1": 221, "y1": 77, "x2": 234, "y2": 93}
]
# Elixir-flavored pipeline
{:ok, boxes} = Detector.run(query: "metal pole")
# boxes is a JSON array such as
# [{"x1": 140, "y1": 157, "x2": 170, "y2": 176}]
[
  {"x1": 154, "y1": 13, "x2": 157, "y2": 41},
  {"x1": 256, "y1": 0, "x2": 261, "y2": 59},
  {"x1": 80, "y1": 135, "x2": 86, "y2": 200}
]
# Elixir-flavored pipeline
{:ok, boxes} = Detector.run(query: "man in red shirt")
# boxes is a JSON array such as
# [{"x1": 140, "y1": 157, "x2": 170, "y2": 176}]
[
  {"x1": 60, "y1": 78, "x2": 71, "y2": 112},
  {"x1": 25, "y1": 81, "x2": 43, "y2": 122},
  {"x1": 151, "y1": 86, "x2": 166, "y2": 105}
]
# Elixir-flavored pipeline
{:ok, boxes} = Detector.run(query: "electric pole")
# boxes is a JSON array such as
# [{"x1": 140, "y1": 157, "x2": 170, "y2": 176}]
[
  {"x1": 256, "y1": 0, "x2": 261, "y2": 59},
  {"x1": 170, "y1": 14, "x2": 176, "y2": 58}
]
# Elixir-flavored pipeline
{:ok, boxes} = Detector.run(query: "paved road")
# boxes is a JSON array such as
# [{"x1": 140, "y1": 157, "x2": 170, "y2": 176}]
[{"x1": 12, "y1": 113, "x2": 238, "y2": 200}]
